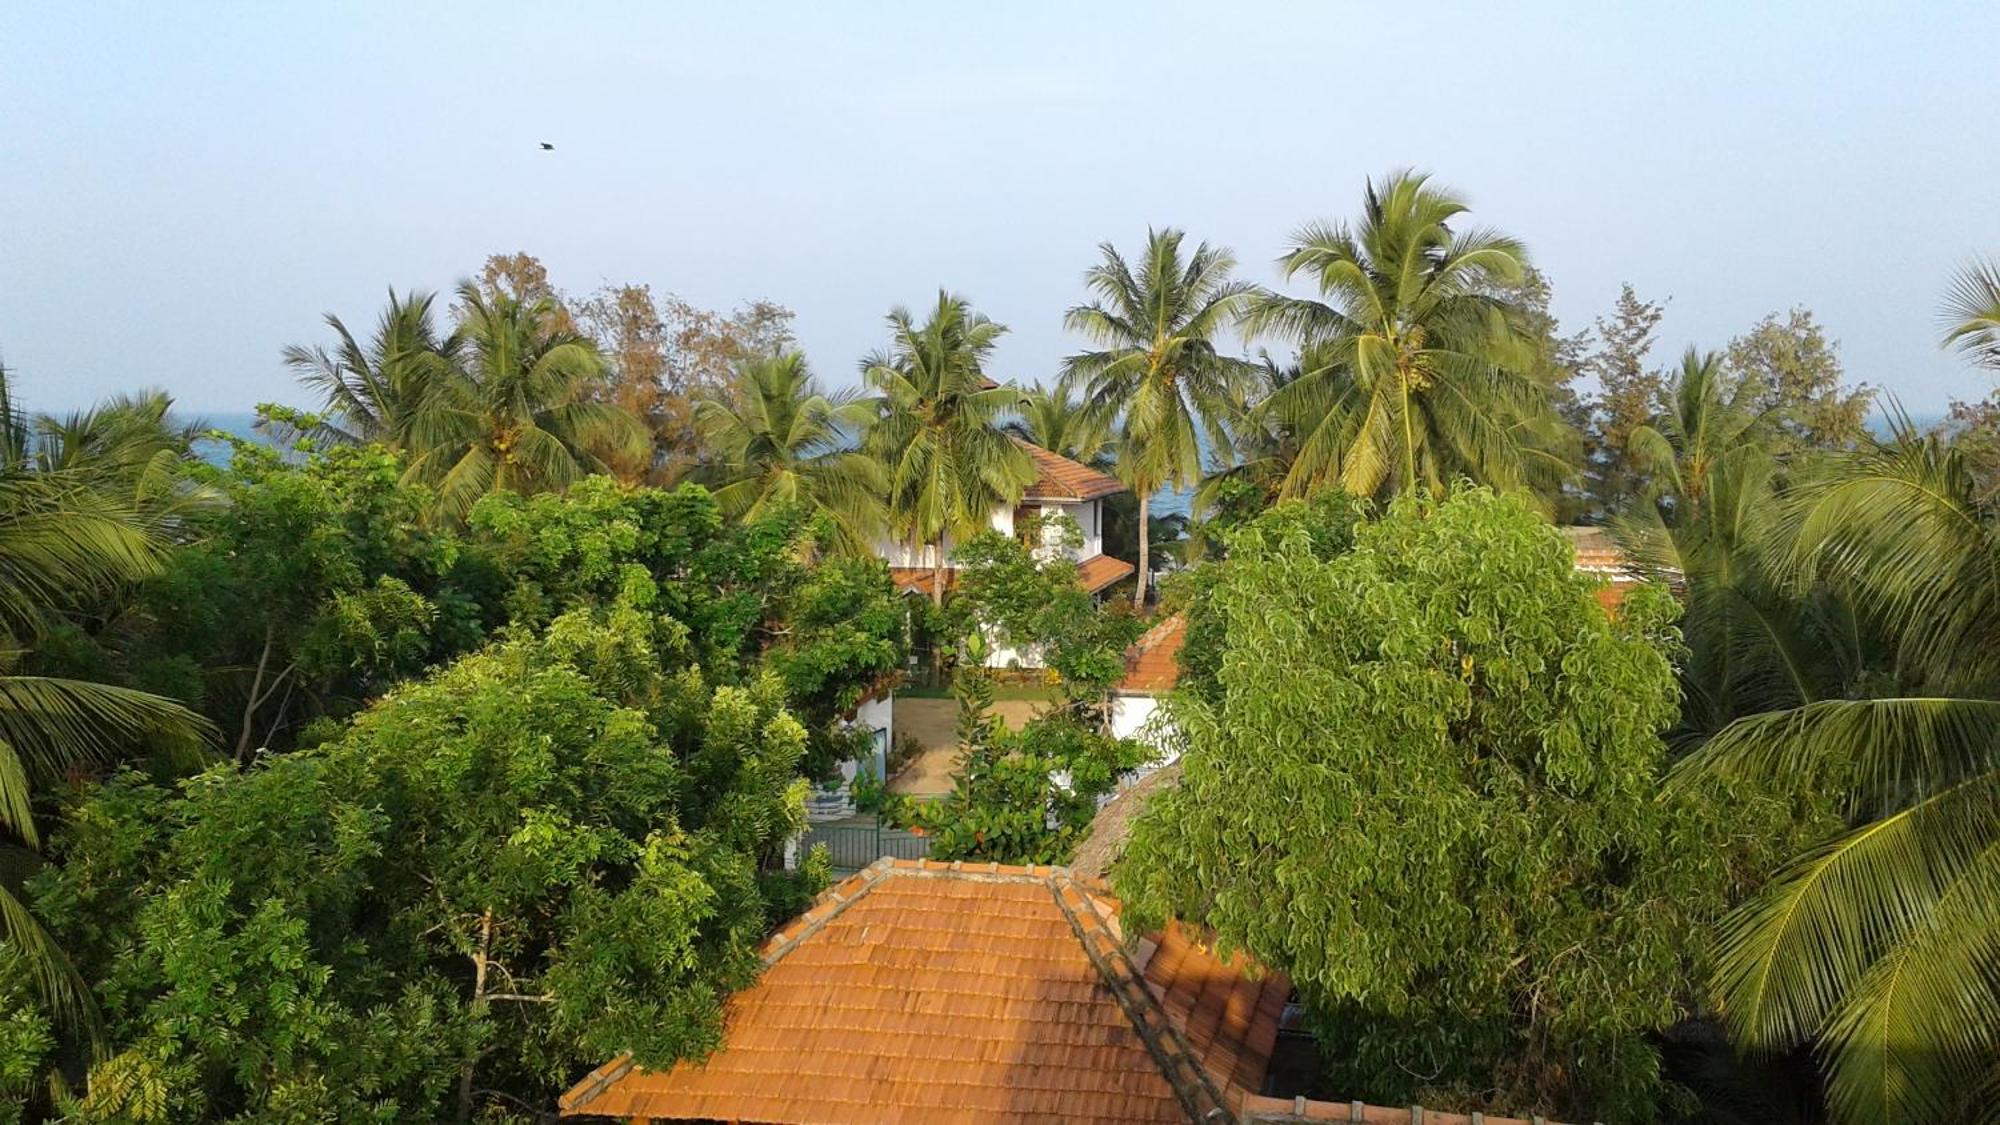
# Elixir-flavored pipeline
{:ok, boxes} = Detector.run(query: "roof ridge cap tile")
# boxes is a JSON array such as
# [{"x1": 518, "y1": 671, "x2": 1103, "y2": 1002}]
[{"x1": 1047, "y1": 872, "x2": 1233, "y2": 1123}]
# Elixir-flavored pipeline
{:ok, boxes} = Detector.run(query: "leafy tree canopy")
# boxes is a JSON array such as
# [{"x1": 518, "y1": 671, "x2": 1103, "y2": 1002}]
[
  {"x1": 28, "y1": 607, "x2": 820, "y2": 1122},
  {"x1": 1115, "y1": 488, "x2": 1817, "y2": 1121}
]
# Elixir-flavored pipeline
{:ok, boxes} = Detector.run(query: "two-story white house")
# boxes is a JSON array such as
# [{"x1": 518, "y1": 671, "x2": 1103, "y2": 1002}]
[{"x1": 874, "y1": 437, "x2": 1135, "y2": 621}]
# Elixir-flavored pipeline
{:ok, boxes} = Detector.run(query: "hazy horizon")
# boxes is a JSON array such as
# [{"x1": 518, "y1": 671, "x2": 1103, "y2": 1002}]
[{"x1": 5, "y1": 2, "x2": 1999, "y2": 415}]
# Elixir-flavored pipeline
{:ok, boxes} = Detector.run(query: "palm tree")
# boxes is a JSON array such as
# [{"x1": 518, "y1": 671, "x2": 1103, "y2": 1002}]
[
  {"x1": 1240, "y1": 171, "x2": 1568, "y2": 502},
  {"x1": 1063, "y1": 228, "x2": 1254, "y2": 607},
  {"x1": 1192, "y1": 356, "x2": 1306, "y2": 521},
  {"x1": 0, "y1": 364, "x2": 211, "y2": 1040},
  {"x1": 862, "y1": 293, "x2": 1034, "y2": 608},
  {"x1": 1006, "y1": 376, "x2": 1115, "y2": 468},
  {"x1": 403, "y1": 282, "x2": 649, "y2": 521},
  {"x1": 1619, "y1": 349, "x2": 1859, "y2": 739},
  {"x1": 1942, "y1": 259, "x2": 2000, "y2": 371},
  {"x1": 29, "y1": 389, "x2": 217, "y2": 534},
  {"x1": 282, "y1": 288, "x2": 458, "y2": 448},
  {"x1": 695, "y1": 352, "x2": 886, "y2": 555},
  {"x1": 1676, "y1": 422, "x2": 2000, "y2": 1125}
]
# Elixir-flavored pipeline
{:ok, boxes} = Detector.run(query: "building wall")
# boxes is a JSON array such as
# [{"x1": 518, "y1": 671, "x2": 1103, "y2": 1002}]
[
  {"x1": 1109, "y1": 693, "x2": 1179, "y2": 771},
  {"x1": 873, "y1": 506, "x2": 1016, "y2": 568}
]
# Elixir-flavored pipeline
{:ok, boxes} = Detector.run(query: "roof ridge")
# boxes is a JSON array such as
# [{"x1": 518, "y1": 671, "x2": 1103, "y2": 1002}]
[{"x1": 1047, "y1": 873, "x2": 1235, "y2": 1124}]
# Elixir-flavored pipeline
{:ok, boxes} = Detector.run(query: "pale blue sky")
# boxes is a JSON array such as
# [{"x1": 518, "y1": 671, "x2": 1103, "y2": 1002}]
[{"x1": 3, "y1": 2, "x2": 1997, "y2": 414}]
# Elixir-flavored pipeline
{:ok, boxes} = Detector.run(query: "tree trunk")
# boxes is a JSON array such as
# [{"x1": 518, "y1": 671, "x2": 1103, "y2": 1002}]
[
  {"x1": 931, "y1": 533, "x2": 947, "y2": 611},
  {"x1": 1132, "y1": 490, "x2": 1150, "y2": 610},
  {"x1": 456, "y1": 908, "x2": 494, "y2": 1124},
  {"x1": 235, "y1": 626, "x2": 275, "y2": 764}
]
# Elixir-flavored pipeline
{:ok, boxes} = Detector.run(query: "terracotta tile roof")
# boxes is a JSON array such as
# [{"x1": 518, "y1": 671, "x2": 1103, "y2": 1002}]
[
  {"x1": 1560, "y1": 526, "x2": 1633, "y2": 576},
  {"x1": 1076, "y1": 553, "x2": 1136, "y2": 594},
  {"x1": 892, "y1": 557, "x2": 1134, "y2": 599},
  {"x1": 1560, "y1": 527, "x2": 1646, "y2": 613},
  {"x1": 1143, "y1": 921, "x2": 1289, "y2": 1093},
  {"x1": 888, "y1": 566, "x2": 956, "y2": 597},
  {"x1": 559, "y1": 860, "x2": 1281, "y2": 1124},
  {"x1": 1117, "y1": 614, "x2": 1186, "y2": 694},
  {"x1": 1015, "y1": 439, "x2": 1127, "y2": 501}
]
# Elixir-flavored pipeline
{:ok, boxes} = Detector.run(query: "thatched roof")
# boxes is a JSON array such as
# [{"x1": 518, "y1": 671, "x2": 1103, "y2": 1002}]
[{"x1": 1067, "y1": 761, "x2": 1182, "y2": 881}]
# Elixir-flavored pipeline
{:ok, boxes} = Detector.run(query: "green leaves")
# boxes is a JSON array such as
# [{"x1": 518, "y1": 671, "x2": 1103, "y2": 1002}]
[
  {"x1": 27, "y1": 607, "x2": 817, "y2": 1118},
  {"x1": 1240, "y1": 171, "x2": 1566, "y2": 504},
  {"x1": 1116, "y1": 487, "x2": 1746, "y2": 1120}
]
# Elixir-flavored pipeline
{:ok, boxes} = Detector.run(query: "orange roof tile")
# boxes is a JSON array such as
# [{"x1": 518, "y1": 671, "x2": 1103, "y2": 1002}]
[
  {"x1": 893, "y1": 557, "x2": 1135, "y2": 599},
  {"x1": 1560, "y1": 526, "x2": 1631, "y2": 575},
  {"x1": 1117, "y1": 614, "x2": 1186, "y2": 694},
  {"x1": 560, "y1": 860, "x2": 1591, "y2": 1124},
  {"x1": 559, "y1": 861, "x2": 1280, "y2": 1124},
  {"x1": 1015, "y1": 439, "x2": 1127, "y2": 501},
  {"x1": 888, "y1": 566, "x2": 956, "y2": 597},
  {"x1": 1076, "y1": 554, "x2": 1136, "y2": 594}
]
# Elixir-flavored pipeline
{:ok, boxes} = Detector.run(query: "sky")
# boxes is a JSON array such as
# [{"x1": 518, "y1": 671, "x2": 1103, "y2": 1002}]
[{"x1": 4, "y1": 2, "x2": 1999, "y2": 415}]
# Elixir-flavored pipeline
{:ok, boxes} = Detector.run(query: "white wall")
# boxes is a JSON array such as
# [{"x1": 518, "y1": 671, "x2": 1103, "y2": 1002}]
[
  {"x1": 872, "y1": 505, "x2": 1017, "y2": 568},
  {"x1": 1109, "y1": 693, "x2": 1179, "y2": 769}
]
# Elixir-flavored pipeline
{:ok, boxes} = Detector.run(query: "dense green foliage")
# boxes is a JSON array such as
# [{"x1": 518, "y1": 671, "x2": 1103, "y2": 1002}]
[
  {"x1": 7, "y1": 176, "x2": 1998, "y2": 1123},
  {"x1": 31, "y1": 609, "x2": 808, "y2": 1120},
  {"x1": 1116, "y1": 490, "x2": 1817, "y2": 1121},
  {"x1": 867, "y1": 670, "x2": 1145, "y2": 865}
]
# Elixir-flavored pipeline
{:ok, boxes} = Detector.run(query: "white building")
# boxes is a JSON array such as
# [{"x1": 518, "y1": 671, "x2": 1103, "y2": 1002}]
[
  {"x1": 875, "y1": 438, "x2": 1135, "y2": 666},
  {"x1": 1107, "y1": 613, "x2": 1186, "y2": 777}
]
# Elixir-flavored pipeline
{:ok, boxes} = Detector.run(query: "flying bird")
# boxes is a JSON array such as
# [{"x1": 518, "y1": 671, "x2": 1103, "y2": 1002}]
[{"x1": 539, "y1": 142, "x2": 554, "y2": 151}]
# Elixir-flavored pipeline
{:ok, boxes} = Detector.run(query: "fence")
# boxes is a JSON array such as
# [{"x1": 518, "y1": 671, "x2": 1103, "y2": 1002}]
[{"x1": 801, "y1": 819, "x2": 932, "y2": 872}]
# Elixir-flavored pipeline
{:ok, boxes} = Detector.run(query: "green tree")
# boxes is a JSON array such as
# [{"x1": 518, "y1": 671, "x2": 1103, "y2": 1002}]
[
  {"x1": 406, "y1": 282, "x2": 648, "y2": 522},
  {"x1": 1064, "y1": 228, "x2": 1254, "y2": 607},
  {"x1": 1583, "y1": 284, "x2": 1670, "y2": 513},
  {"x1": 1677, "y1": 424, "x2": 2000, "y2": 1125},
  {"x1": 1116, "y1": 488, "x2": 1802, "y2": 1120},
  {"x1": 0, "y1": 367, "x2": 213, "y2": 1041},
  {"x1": 1621, "y1": 350, "x2": 1861, "y2": 739},
  {"x1": 695, "y1": 352, "x2": 886, "y2": 556},
  {"x1": 1943, "y1": 259, "x2": 2000, "y2": 370},
  {"x1": 947, "y1": 519, "x2": 1144, "y2": 700},
  {"x1": 868, "y1": 669, "x2": 1144, "y2": 864},
  {"x1": 1241, "y1": 172, "x2": 1567, "y2": 503},
  {"x1": 1005, "y1": 376, "x2": 1115, "y2": 468},
  {"x1": 1722, "y1": 308, "x2": 1873, "y2": 457},
  {"x1": 30, "y1": 607, "x2": 819, "y2": 1121},
  {"x1": 282, "y1": 288, "x2": 459, "y2": 449},
  {"x1": 110, "y1": 440, "x2": 469, "y2": 763},
  {"x1": 861, "y1": 293, "x2": 1034, "y2": 608}
]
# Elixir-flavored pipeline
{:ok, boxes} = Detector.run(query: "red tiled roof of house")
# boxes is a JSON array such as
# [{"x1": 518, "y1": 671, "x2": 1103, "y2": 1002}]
[
  {"x1": 1015, "y1": 438, "x2": 1127, "y2": 501},
  {"x1": 1117, "y1": 614, "x2": 1186, "y2": 694},
  {"x1": 559, "y1": 860, "x2": 1590, "y2": 1125},
  {"x1": 558, "y1": 860, "x2": 1280, "y2": 1124},
  {"x1": 1561, "y1": 527, "x2": 1647, "y2": 613},
  {"x1": 1076, "y1": 553, "x2": 1136, "y2": 594},
  {"x1": 887, "y1": 566, "x2": 956, "y2": 597},
  {"x1": 892, "y1": 556, "x2": 1134, "y2": 598}
]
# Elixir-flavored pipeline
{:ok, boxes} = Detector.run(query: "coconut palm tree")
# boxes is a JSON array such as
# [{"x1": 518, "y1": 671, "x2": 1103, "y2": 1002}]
[
  {"x1": 1618, "y1": 350, "x2": 1860, "y2": 740},
  {"x1": 1240, "y1": 171, "x2": 1568, "y2": 502},
  {"x1": 0, "y1": 364, "x2": 211, "y2": 1040},
  {"x1": 29, "y1": 389, "x2": 217, "y2": 534},
  {"x1": 695, "y1": 352, "x2": 885, "y2": 555},
  {"x1": 1063, "y1": 228, "x2": 1255, "y2": 607},
  {"x1": 1006, "y1": 376, "x2": 1115, "y2": 469},
  {"x1": 1676, "y1": 421, "x2": 2000, "y2": 1125},
  {"x1": 862, "y1": 293, "x2": 1034, "y2": 608},
  {"x1": 1942, "y1": 259, "x2": 2000, "y2": 371},
  {"x1": 282, "y1": 288, "x2": 458, "y2": 448},
  {"x1": 403, "y1": 282, "x2": 649, "y2": 521}
]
